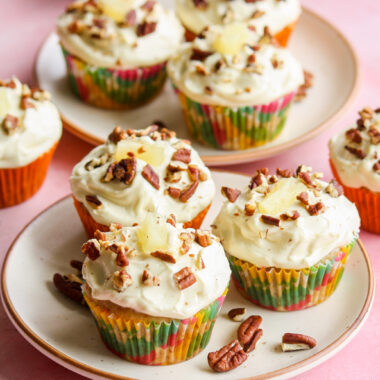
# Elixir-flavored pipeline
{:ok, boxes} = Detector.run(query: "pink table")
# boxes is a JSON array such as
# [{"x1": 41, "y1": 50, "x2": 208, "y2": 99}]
[{"x1": 0, "y1": 0, "x2": 379, "y2": 379}]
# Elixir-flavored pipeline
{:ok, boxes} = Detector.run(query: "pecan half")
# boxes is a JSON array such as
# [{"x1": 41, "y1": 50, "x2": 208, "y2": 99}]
[
  {"x1": 228, "y1": 307, "x2": 246, "y2": 322},
  {"x1": 172, "y1": 148, "x2": 191, "y2": 163},
  {"x1": 141, "y1": 270, "x2": 160, "y2": 286},
  {"x1": 1, "y1": 114, "x2": 18, "y2": 135},
  {"x1": 221, "y1": 187, "x2": 241, "y2": 202},
  {"x1": 136, "y1": 21, "x2": 157, "y2": 36},
  {"x1": 85, "y1": 194, "x2": 103, "y2": 209},
  {"x1": 142, "y1": 164, "x2": 160, "y2": 189},
  {"x1": 151, "y1": 250, "x2": 176, "y2": 263},
  {"x1": 208, "y1": 340, "x2": 248, "y2": 373},
  {"x1": 190, "y1": 48, "x2": 213, "y2": 61},
  {"x1": 345, "y1": 145, "x2": 366, "y2": 159},
  {"x1": 281, "y1": 333, "x2": 317, "y2": 351},
  {"x1": 81, "y1": 240, "x2": 100, "y2": 261},
  {"x1": 179, "y1": 180, "x2": 199, "y2": 202},
  {"x1": 345, "y1": 128, "x2": 362, "y2": 143},
  {"x1": 195, "y1": 230, "x2": 212, "y2": 247},
  {"x1": 238, "y1": 315, "x2": 263, "y2": 352},
  {"x1": 173, "y1": 267, "x2": 196, "y2": 289},
  {"x1": 112, "y1": 270, "x2": 133, "y2": 292},
  {"x1": 53, "y1": 273, "x2": 84, "y2": 305},
  {"x1": 70, "y1": 260, "x2": 83, "y2": 272},
  {"x1": 261, "y1": 215, "x2": 280, "y2": 226}
]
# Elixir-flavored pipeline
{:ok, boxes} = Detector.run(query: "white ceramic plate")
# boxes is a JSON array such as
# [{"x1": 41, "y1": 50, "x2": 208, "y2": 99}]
[
  {"x1": 35, "y1": 6, "x2": 359, "y2": 166},
  {"x1": 1, "y1": 171, "x2": 374, "y2": 380}
]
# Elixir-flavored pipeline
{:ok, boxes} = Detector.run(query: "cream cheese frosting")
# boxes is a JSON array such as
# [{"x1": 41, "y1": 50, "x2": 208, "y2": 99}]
[
  {"x1": 57, "y1": 0, "x2": 184, "y2": 68},
  {"x1": 176, "y1": 0, "x2": 301, "y2": 36},
  {"x1": 212, "y1": 166, "x2": 360, "y2": 269},
  {"x1": 0, "y1": 78, "x2": 62, "y2": 168},
  {"x1": 167, "y1": 24, "x2": 304, "y2": 106},
  {"x1": 329, "y1": 107, "x2": 380, "y2": 192},
  {"x1": 82, "y1": 219, "x2": 231, "y2": 319},
  {"x1": 70, "y1": 125, "x2": 215, "y2": 226}
]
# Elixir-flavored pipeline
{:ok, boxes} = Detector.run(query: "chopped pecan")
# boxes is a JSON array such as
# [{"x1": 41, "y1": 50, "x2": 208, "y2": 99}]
[
  {"x1": 193, "y1": 0, "x2": 208, "y2": 9},
  {"x1": 268, "y1": 175, "x2": 278, "y2": 184},
  {"x1": 70, "y1": 260, "x2": 83, "y2": 272},
  {"x1": 298, "y1": 171, "x2": 314, "y2": 187},
  {"x1": 112, "y1": 270, "x2": 132, "y2": 292},
  {"x1": 261, "y1": 215, "x2": 280, "y2": 226},
  {"x1": 280, "y1": 210, "x2": 300, "y2": 221},
  {"x1": 142, "y1": 164, "x2": 160, "y2": 189},
  {"x1": 271, "y1": 57, "x2": 283, "y2": 69},
  {"x1": 188, "y1": 165, "x2": 200, "y2": 182},
  {"x1": 325, "y1": 179, "x2": 343, "y2": 197},
  {"x1": 281, "y1": 333, "x2": 317, "y2": 351},
  {"x1": 81, "y1": 240, "x2": 100, "y2": 261},
  {"x1": 53, "y1": 273, "x2": 84, "y2": 305},
  {"x1": 190, "y1": 48, "x2": 213, "y2": 61},
  {"x1": 249, "y1": 173, "x2": 263, "y2": 189},
  {"x1": 85, "y1": 153, "x2": 110, "y2": 171},
  {"x1": 296, "y1": 192, "x2": 309, "y2": 205},
  {"x1": 136, "y1": 21, "x2": 157, "y2": 36},
  {"x1": 108, "y1": 126, "x2": 128, "y2": 143},
  {"x1": 168, "y1": 186, "x2": 181, "y2": 199},
  {"x1": 1, "y1": 114, "x2": 19, "y2": 135},
  {"x1": 244, "y1": 203, "x2": 256, "y2": 216},
  {"x1": 214, "y1": 59, "x2": 225, "y2": 72},
  {"x1": 179, "y1": 232, "x2": 194, "y2": 254},
  {"x1": 103, "y1": 157, "x2": 137, "y2": 185},
  {"x1": 344, "y1": 145, "x2": 366, "y2": 159},
  {"x1": 195, "y1": 230, "x2": 212, "y2": 247},
  {"x1": 228, "y1": 307, "x2": 246, "y2": 322},
  {"x1": 368, "y1": 127, "x2": 380, "y2": 144},
  {"x1": 356, "y1": 117, "x2": 366, "y2": 131},
  {"x1": 85, "y1": 194, "x2": 103, "y2": 209},
  {"x1": 115, "y1": 249, "x2": 129, "y2": 267},
  {"x1": 94, "y1": 229, "x2": 106, "y2": 241},
  {"x1": 110, "y1": 223, "x2": 123, "y2": 232},
  {"x1": 251, "y1": 9, "x2": 265, "y2": 18},
  {"x1": 151, "y1": 119, "x2": 166, "y2": 129},
  {"x1": 345, "y1": 128, "x2": 362, "y2": 143},
  {"x1": 172, "y1": 148, "x2": 191, "y2": 163},
  {"x1": 151, "y1": 250, "x2": 176, "y2": 263},
  {"x1": 276, "y1": 168, "x2": 292, "y2": 178},
  {"x1": 141, "y1": 0, "x2": 155, "y2": 11},
  {"x1": 67, "y1": 20, "x2": 84, "y2": 34},
  {"x1": 237, "y1": 315, "x2": 263, "y2": 352},
  {"x1": 20, "y1": 95, "x2": 35, "y2": 110},
  {"x1": 296, "y1": 164, "x2": 311, "y2": 175},
  {"x1": 221, "y1": 187, "x2": 241, "y2": 202},
  {"x1": 373, "y1": 160, "x2": 380, "y2": 173},
  {"x1": 208, "y1": 340, "x2": 248, "y2": 373},
  {"x1": 180, "y1": 180, "x2": 199, "y2": 202},
  {"x1": 123, "y1": 9, "x2": 136, "y2": 26},
  {"x1": 195, "y1": 250, "x2": 205, "y2": 270},
  {"x1": 165, "y1": 169, "x2": 181, "y2": 183},
  {"x1": 359, "y1": 106, "x2": 374, "y2": 120},
  {"x1": 307, "y1": 202, "x2": 325, "y2": 216},
  {"x1": 141, "y1": 270, "x2": 160, "y2": 286},
  {"x1": 173, "y1": 267, "x2": 196, "y2": 289},
  {"x1": 166, "y1": 214, "x2": 176, "y2": 227}
]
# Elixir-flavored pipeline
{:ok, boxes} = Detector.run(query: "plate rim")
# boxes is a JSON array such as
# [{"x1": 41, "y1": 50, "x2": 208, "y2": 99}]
[
  {"x1": 0, "y1": 170, "x2": 374, "y2": 380},
  {"x1": 34, "y1": 6, "x2": 361, "y2": 166}
]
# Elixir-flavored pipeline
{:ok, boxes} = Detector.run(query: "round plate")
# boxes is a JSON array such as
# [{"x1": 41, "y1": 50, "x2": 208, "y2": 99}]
[
  {"x1": 35, "y1": 6, "x2": 359, "y2": 166},
  {"x1": 1, "y1": 171, "x2": 374, "y2": 380}
]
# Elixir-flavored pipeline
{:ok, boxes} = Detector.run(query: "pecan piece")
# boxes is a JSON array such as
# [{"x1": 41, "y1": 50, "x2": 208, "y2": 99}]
[
  {"x1": 142, "y1": 164, "x2": 160, "y2": 189},
  {"x1": 108, "y1": 126, "x2": 128, "y2": 143},
  {"x1": 307, "y1": 202, "x2": 325, "y2": 216},
  {"x1": 238, "y1": 315, "x2": 263, "y2": 352},
  {"x1": 325, "y1": 179, "x2": 343, "y2": 197},
  {"x1": 141, "y1": 0, "x2": 155, "y2": 11},
  {"x1": 298, "y1": 171, "x2": 314, "y2": 187},
  {"x1": 70, "y1": 260, "x2": 83, "y2": 272},
  {"x1": 94, "y1": 229, "x2": 106, "y2": 241},
  {"x1": 179, "y1": 232, "x2": 194, "y2": 254},
  {"x1": 1, "y1": 114, "x2": 18, "y2": 135},
  {"x1": 221, "y1": 187, "x2": 241, "y2": 202},
  {"x1": 261, "y1": 215, "x2": 280, "y2": 226},
  {"x1": 280, "y1": 210, "x2": 300, "y2": 221},
  {"x1": 187, "y1": 165, "x2": 200, "y2": 181},
  {"x1": 172, "y1": 148, "x2": 191, "y2": 163},
  {"x1": 142, "y1": 270, "x2": 160, "y2": 286},
  {"x1": 53, "y1": 273, "x2": 84, "y2": 305},
  {"x1": 281, "y1": 333, "x2": 317, "y2": 351},
  {"x1": 136, "y1": 21, "x2": 157, "y2": 36},
  {"x1": 195, "y1": 230, "x2": 212, "y2": 247},
  {"x1": 179, "y1": 180, "x2": 199, "y2": 202},
  {"x1": 368, "y1": 127, "x2": 380, "y2": 145},
  {"x1": 208, "y1": 340, "x2": 248, "y2": 373},
  {"x1": 173, "y1": 267, "x2": 196, "y2": 289},
  {"x1": 190, "y1": 48, "x2": 213, "y2": 61},
  {"x1": 165, "y1": 169, "x2": 181, "y2": 183},
  {"x1": 103, "y1": 157, "x2": 137, "y2": 185},
  {"x1": 166, "y1": 214, "x2": 176, "y2": 227},
  {"x1": 168, "y1": 186, "x2": 181, "y2": 199},
  {"x1": 193, "y1": 0, "x2": 208, "y2": 9},
  {"x1": 359, "y1": 106, "x2": 374, "y2": 120},
  {"x1": 85, "y1": 194, "x2": 103, "y2": 209},
  {"x1": 373, "y1": 160, "x2": 380, "y2": 173},
  {"x1": 276, "y1": 168, "x2": 292, "y2": 178},
  {"x1": 151, "y1": 250, "x2": 176, "y2": 263},
  {"x1": 20, "y1": 95, "x2": 35, "y2": 110},
  {"x1": 228, "y1": 307, "x2": 246, "y2": 322},
  {"x1": 81, "y1": 240, "x2": 100, "y2": 261},
  {"x1": 244, "y1": 203, "x2": 256, "y2": 216},
  {"x1": 297, "y1": 192, "x2": 309, "y2": 205},
  {"x1": 112, "y1": 270, "x2": 132, "y2": 292},
  {"x1": 249, "y1": 173, "x2": 263, "y2": 189},
  {"x1": 345, "y1": 128, "x2": 362, "y2": 143},
  {"x1": 345, "y1": 145, "x2": 366, "y2": 159},
  {"x1": 123, "y1": 9, "x2": 136, "y2": 26}
]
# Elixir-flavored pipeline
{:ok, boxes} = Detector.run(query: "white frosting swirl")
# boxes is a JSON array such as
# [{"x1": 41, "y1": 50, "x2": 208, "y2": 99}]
[
  {"x1": 212, "y1": 172, "x2": 360, "y2": 269},
  {"x1": 82, "y1": 221, "x2": 231, "y2": 318},
  {"x1": 329, "y1": 111, "x2": 380, "y2": 192},
  {"x1": 0, "y1": 78, "x2": 62, "y2": 168},
  {"x1": 70, "y1": 130, "x2": 215, "y2": 226},
  {"x1": 57, "y1": 0, "x2": 184, "y2": 68},
  {"x1": 176, "y1": 0, "x2": 301, "y2": 35},
  {"x1": 167, "y1": 25, "x2": 304, "y2": 106}
]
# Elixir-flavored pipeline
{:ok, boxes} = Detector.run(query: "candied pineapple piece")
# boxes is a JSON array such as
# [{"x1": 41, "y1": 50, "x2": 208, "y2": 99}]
[
  {"x1": 114, "y1": 140, "x2": 165, "y2": 166},
  {"x1": 212, "y1": 23, "x2": 249, "y2": 56},
  {"x1": 136, "y1": 215, "x2": 169, "y2": 254},
  {"x1": 98, "y1": 0, "x2": 133, "y2": 23},
  {"x1": 258, "y1": 178, "x2": 307, "y2": 216}
]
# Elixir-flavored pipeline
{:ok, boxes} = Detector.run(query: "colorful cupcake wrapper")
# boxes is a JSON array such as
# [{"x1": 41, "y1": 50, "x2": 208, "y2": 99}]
[
  {"x1": 83, "y1": 288, "x2": 228, "y2": 365},
  {"x1": 228, "y1": 240, "x2": 356, "y2": 311},
  {"x1": 330, "y1": 159, "x2": 380, "y2": 234},
  {"x1": 73, "y1": 196, "x2": 211, "y2": 238},
  {"x1": 0, "y1": 142, "x2": 58, "y2": 208},
  {"x1": 61, "y1": 46, "x2": 167, "y2": 110},
  {"x1": 173, "y1": 86, "x2": 295, "y2": 150}
]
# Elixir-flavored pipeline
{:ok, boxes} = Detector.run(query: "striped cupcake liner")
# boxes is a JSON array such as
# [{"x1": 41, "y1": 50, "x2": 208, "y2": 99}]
[
  {"x1": 228, "y1": 240, "x2": 356, "y2": 311},
  {"x1": 173, "y1": 86, "x2": 295, "y2": 150},
  {"x1": 61, "y1": 46, "x2": 167, "y2": 110},
  {"x1": 330, "y1": 159, "x2": 380, "y2": 234},
  {"x1": 83, "y1": 289, "x2": 228, "y2": 365},
  {"x1": 0, "y1": 142, "x2": 58, "y2": 208}
]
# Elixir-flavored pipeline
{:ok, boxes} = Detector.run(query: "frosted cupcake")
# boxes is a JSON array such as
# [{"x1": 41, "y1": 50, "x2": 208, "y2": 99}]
[
  {"x1": 71, "y1": 125, "x2": 215, "y2": 237},
  {"x1": 167, "y1": 23, "x2": 304, "y2": 150},
  {"x1": 0, "y1": 77, "x2": 62, "y2": 207},
  {"x1": 176, "y1": 0, "x2": 301, "y2": 46},
  {"x1": 57, "y1": 0, "x2": 184, "y2": 109},
  {"x1": 81, "y1": 217, "x2": 230, "y2": 365},
  {"x1": 212, "y1": 166, "x2": 360, "y2": 311},
  {"x1": 329, "y1": 107, "x2": 380, "y2": 234}
]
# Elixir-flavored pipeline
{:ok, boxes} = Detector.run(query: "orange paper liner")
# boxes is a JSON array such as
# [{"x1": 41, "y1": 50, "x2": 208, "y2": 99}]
[
  {"x1": 330, "y1": 159, "x2": 380, "y2": 234},
  {"x1": 0, "y1": 142, "x2": 58, "y2": 208},
  {"x1": 184, "y1": 21, "x2": 297, "y2": 47},
  {"x1": 73, "y1": 196, "x2": 211, "y2": 238}
]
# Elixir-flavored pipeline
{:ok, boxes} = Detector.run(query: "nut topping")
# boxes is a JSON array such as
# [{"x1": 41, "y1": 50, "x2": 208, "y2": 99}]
[
  {"x1": 190, "y1": 48, "x2": 212, "y2": 61},
  {"x1": 172, "y1": 148, "x2": 191, "y2": 163},
  {"x1": 70, "y1": 260, "x2": 83, "y2": 272},
  {"x1": 345, "y1": 128, "x2": 362, "y2": 143},
  {"x1": 261, "y1": 215, "x2": 280, "y2": 226},
  {"x1": 136, "y1": 21, "x2": 157, "y2": 37},
  {"x1": 221, "y1": 187, "x2": 241, "y2": 202},
  {"x1": 166, "y1": 214, "x2": 176, "y2": 227},
  {"x1": 228, "y1": 307, "x2": 246, "y2": 322},
  {"x1": 237, "y1": 315, "x2": 262, "y2": 351},
  {"x1": 307, "y1": 202, "x2": 325, "y2": 216},
  {"x1": 179, "y1": 180, "x2": 199, "y2": 202},
  {"x1": 280, "y1": 210, "x2": 300, "y2": 221},
  {"x1": 1, "y1": 114, "x2": 19, "y2": 135},
  {"x1": 325, "y1": 179, "x2": 343, "y2": 197},
  {"x1": 296, "y1": 192, "x2": 309, "y2": 205},
  {"x1": 173, "y1": 267, "x2": 196, "y2": 290},
  {"x1": 53, "y1": 273, "x2": 84, "y2": 305},
  {"x1": 167, "y1": 186, "x2": 181, "y2": 199},
  {"x1": 281, "y1": 333, "x2": 317, "y2": 351},
  {"x1": 344, "y1": 145, "x2": 366, "y2": 159},
  {"x1": 298, "y1": 171, "x2": 314, "y2": 187},
  {"x1": 112, "y1": 270, "x2": 133, "y2": 292},
  {"x1": 373, "y1": 160, "x2": 380, "y2": 173},
  {"x1": 368, "y1": 126, "x2": 380, "y2": 144},
  {"x1": 141, "y1": 270, "x2": 160, "y2": 286},
  {"x1": 142, "y1": 164, "x2": 160, "y2": 189},
  {"x1": 108, "y1": 126, "x2": 128, "y2": 143},
  {"x1": 20, "y1": 95, "x2": 35, "y2": 110},
  {"x1": 81, "y1": 240, "x2": 100, "y2": 261},
  {"x1": 207, "y1": 340, "x2": 248, "y2": 373},
  {"x1": 94, "y1": 229, "x2": 106, "y2": 241},
  {"x1": 103, "y1": 157, "x2": 137, "y2": 185},
  {"x1": 244, "y1": 203, "x2": 256, "y2": 216},
  {"x1": 179, "y1": 232, "x2": 194, "y2": 255},
  {"x1": 195, "y1": 230, "x2": 212, "y2": 247},
  {"x1": 85, "y1": 194, "x2": 103, "y2": 209},
  {"x1": 151, "y1": 250, "x2": 176, "y2": 263}
]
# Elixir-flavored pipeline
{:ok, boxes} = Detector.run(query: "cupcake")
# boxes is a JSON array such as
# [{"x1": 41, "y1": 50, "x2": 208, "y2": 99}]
[
  {"x1": 212, "y1": 166, "x2": 360, "y2": 311},
  {"x1": 57, "y1": 0, "x2": 184, "y2": 109},
  {"x1": 329, "y1": 107, "x2": 380, "y2": 234},
  {"x1": 0, "y1": 77, "x2": 62, "y2": 208},
  {"x1": 71, "y1": 125, "x2": 215, "y2": 237},
  {"x1": 81, "y1": 217, "x2": 230, "y2": 365},
  {"x1": 167, "y1": 23, "x2": 304, "y2": 150},
  {"x1": 175, "y1": 0, "x2": 301, "y2": 46}
]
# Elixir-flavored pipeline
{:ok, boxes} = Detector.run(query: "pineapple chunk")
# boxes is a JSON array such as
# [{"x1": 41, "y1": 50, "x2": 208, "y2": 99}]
[
  {"x1": 98, "y1": 0, "x2": 133, "y2": 23},
  {"x1": 136, "y1": 215, "x2": 169, "y2": 254},
  {"x1": 212, "y1": 23, "x2": 249, "y2": 56},
  {"x1": 114, "y1": 140, "x2": 165, "y2": 166},
  {"x1": 258, "y1": 178, "x2": 307, "y2": 216}
]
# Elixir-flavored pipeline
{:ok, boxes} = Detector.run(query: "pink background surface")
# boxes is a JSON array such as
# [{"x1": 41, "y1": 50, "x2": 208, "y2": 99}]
[{"x1": 0, "y1": 0, "x2": 379, "y2": 379}]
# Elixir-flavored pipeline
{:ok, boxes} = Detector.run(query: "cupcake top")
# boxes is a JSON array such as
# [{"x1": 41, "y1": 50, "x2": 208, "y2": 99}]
[
  {"x1": 167, "y1": 23, "x2": 304, "y2": 106},
  {"x1": 82, "y1": 218, "x2": 231, "y2": 318},
  {"x1": 329, "y1": 107, "x2": 380, "y2": 192},
  {"x1": 176, "y1": 0, "x2": 301, "y2": 36},
  {"x1": 57, "y1": 0, "x2": 184, "y2": 68},
  {"x1": 0, "y1": 77, "x2": 62, "y2": 168},
  {"x1": 71, "y1": 125, "x2": 215, "y2": 226},
  {"x1": 212, "y1": 166, "x2": 360, "y2": 269}
]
